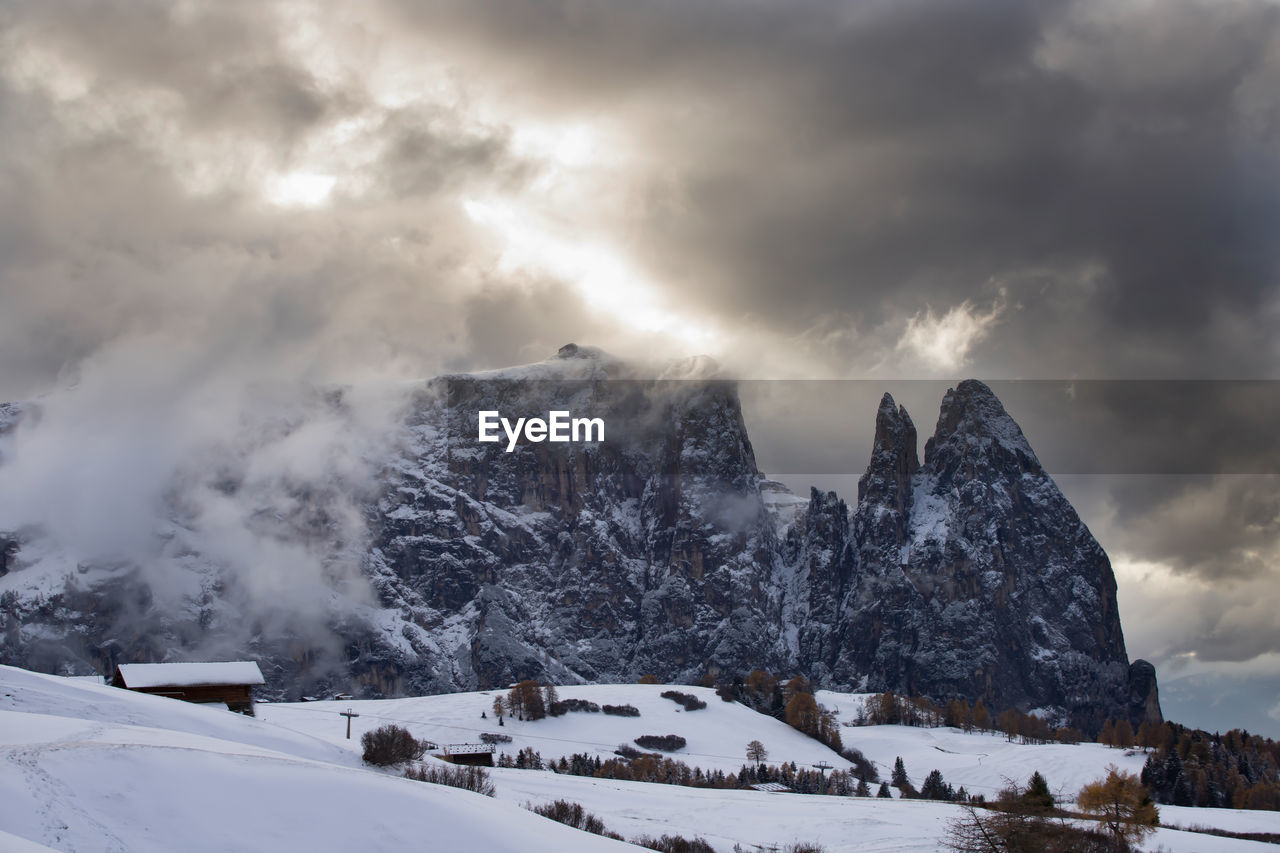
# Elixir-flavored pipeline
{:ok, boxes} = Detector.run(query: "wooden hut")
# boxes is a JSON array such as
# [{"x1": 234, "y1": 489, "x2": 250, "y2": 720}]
[
  {"x1": 441, "y1": 742, "x2": 496, "y2": 767},
  {"x1": 112, "y1": 661, "x2": 265, "y2": 716}
]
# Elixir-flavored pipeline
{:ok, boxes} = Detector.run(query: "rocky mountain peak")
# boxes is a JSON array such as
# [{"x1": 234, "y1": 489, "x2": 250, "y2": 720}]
[
  {"x1": 924, "y1": 379, "x2": 1039, "y2": 475},
  {"x1": 556, "y1": 342, "x2": 603, "y2": 360},
  {"x1": 857, "y1": 392, "x2": 919, "y2": 510}
]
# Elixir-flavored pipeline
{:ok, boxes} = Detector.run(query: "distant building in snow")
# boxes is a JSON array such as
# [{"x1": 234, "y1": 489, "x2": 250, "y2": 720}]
[
  {"x1": 439, "y1": 742, "x2": 496, "y2": 767},
  {"x1": 111, "y1": 661, "x2": 265, "y2": 716}
]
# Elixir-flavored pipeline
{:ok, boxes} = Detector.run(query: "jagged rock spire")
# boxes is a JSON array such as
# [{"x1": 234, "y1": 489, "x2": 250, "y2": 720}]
[
  {"x1": 834, "y1": 378, "x2": 1158, "y2": 730},
  {"x1": 857, "y1": 392, "x2": 919, "y2": 515}
]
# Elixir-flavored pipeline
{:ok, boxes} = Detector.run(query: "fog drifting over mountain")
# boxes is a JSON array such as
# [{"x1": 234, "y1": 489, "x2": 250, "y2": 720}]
[{"x1": 1, "y1": 0, "x2": 1278, "y2": 730}]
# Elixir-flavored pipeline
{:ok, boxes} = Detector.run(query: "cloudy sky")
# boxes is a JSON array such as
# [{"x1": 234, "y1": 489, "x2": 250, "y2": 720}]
[{"x1": 1, "y1": 1, "x2": 1278, "y2": 731}]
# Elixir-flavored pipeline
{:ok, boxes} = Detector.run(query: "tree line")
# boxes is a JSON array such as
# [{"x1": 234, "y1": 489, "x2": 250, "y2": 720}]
[{"x1": 1135, "y1": 722, "x2": 1280, "y2": 810}]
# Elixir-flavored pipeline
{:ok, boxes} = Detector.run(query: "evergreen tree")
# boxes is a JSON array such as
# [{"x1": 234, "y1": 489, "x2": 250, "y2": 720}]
[
  {"x1": 1162, "y1": 749, "x2": 1184, "y2": 795},
  {"x1": 921, "y1": 769, "x2": 953, "y2": 801},
  {"x1": 856, "y1": 777, "x2": 871, "y2": 797},
  {"x1": 1140, "y1": 752, "x2": 1160, "y2": 790},
  {"x1": 1022, "y1": 771, "x2": 1054, "y2": 813},
  {"x1": 877, "y1": 782, "x2": 893, "y2": 798},
  {"x1": 1173, "y1": 771, "x2": 1194, "y2": 806},
  {"x1": 891, "y1": 756, "x2": 909, "y2": 787}
]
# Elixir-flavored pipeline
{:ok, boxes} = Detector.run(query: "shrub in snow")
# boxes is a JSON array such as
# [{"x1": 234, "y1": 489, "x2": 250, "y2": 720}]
[
  {"x1": 944, "y1": 803, "x2": 1113, "y2": 852},
  {"x1": 661, "y1": 690, "x2": 707, "y2": 711},
  {"x1": 548, "y1": 698, "x2": 600, "y2": 716},
  {"x1": 635, "y1": 734, "x2": 687, "y2": 752},
  {"x1": 602, "y1": 703, "x2": 640, "y2": 716},
  {"x1": 404, "y1": 762, "x2": 495, "y2": 797},
  {"x1": 841, "y1": 747, "x2": 878, "y2": 783},
  {"x1": 527, "y1": 799, "x2": 623, "y2": 840},
  {"x1": 634, "y1": 834, "x2": 716, "y2": 853},
  {"x1": 361, "y1": 724, "x2": 426, "y2": 766}
]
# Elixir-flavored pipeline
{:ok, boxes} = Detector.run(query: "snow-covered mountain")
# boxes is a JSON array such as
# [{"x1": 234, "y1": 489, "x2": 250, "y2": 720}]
[
  {"x1": 786, "y1": 385, "x2": 1161, "y2": 731},
  {"x1": 0, "y1": 345, "x2": 1159, "y2": 730}
]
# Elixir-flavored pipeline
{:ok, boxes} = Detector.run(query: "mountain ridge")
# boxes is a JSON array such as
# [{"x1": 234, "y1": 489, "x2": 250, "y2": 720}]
[{"x1": 0, "y1": 347, "x2": 1160, "y2": 731}]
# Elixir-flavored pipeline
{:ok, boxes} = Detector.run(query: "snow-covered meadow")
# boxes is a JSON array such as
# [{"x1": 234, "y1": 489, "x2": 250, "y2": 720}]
[{"x1": 2, "y1": 667, "x2": 1278, "y2": 852}]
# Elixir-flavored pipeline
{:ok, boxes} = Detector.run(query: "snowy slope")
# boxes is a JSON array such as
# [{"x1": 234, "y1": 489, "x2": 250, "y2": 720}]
[
  {"x1": 0, "y1": 667, "x2": 633, "y2": 853},
  {"x1": 817, "y1": 690, "x2": 1149, "y2": 801},
  {"x1": 265, "y1": 683, "x2": 1280, "y2": 850},
  {"x1": 262, "y1": 682, "x2": 1154, "y2": 807},
  {"x1": 0, "y1": 666, "x2": 357, "y2": 767},
  {"x1": 496, "y1": 770, "x2": 956, "y2": 853},
  {"x1": 1, "y1": 669, "x2": 1275, "y2": 853},
  {"x1": 1158, "y1": 805, "x2": 1280, "y2": 836},
  {"x1": 494, "y1": 769, "x2": 1278, "y2": 853},
  {"x1": 261, "y1": 683, "x2": 853, "y2": 773}
]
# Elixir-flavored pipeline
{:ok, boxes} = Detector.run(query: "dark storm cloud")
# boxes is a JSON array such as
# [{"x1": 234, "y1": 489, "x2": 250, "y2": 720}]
[
  {"x1": 374, "y1": 109, "x2": 516, "y2": 201},
  {"x1": 4, "y1": 2, "x2": 346, "y2": 147},
  {"x1": 387, "y1": 0, "x2": 1280, "y2": 379},
  {"x1": 0, "y1": 1, "x2": 544, "y2": 397}
]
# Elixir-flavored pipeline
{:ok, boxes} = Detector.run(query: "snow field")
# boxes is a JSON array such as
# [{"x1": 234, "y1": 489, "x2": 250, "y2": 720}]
[
  {"x1": 0, "y1": 667, "x2": 632, "y2": 853},
  {"x1": 818, "y1": 689, "x2": 1149, "y2": 801},
  {"x1": 2, "y1": 667, "x2": 1279, "y2": 852},
  {"x1": 495, "y1": 769, "x2": 957, "y2": 853},
  {"x1": 261, "y1": 683, "x2": 857, "y2": 774},
  {"x1": 494, "y1": 768, "x2": 1278, "y2": 853}
]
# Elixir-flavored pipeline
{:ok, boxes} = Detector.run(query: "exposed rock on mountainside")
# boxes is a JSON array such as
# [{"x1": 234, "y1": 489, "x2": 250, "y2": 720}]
[
  {"x1": 0, "y1": 348, "x2": 1158, "y2": 729},
  {"x1": 364, "y1": 345, "x2": 787, "y2": 694},
  {"x1": 802, "y1": 381, "x2": 1158, "y2": 730}
]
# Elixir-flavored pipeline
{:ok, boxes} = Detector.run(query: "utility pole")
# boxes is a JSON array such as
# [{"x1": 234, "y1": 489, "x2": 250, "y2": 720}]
[
  {"x1": 814, "y1": 761, "x2": 832, "y2": 795},
  {"x1": 341, "y1": 707, "x2": 360, "y2": 740}
]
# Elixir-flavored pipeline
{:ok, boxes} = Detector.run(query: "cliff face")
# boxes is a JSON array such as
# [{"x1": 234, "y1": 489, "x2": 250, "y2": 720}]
[
  {"x1": 801, "y1": 380, "x2": 1157, "y2": 729},
  {"x1": 362, "y1": 346, "x2": 788, "y2": 694},
  {"x1": 0, "y1": 349, "x2": 1159, "y2": 728}
]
